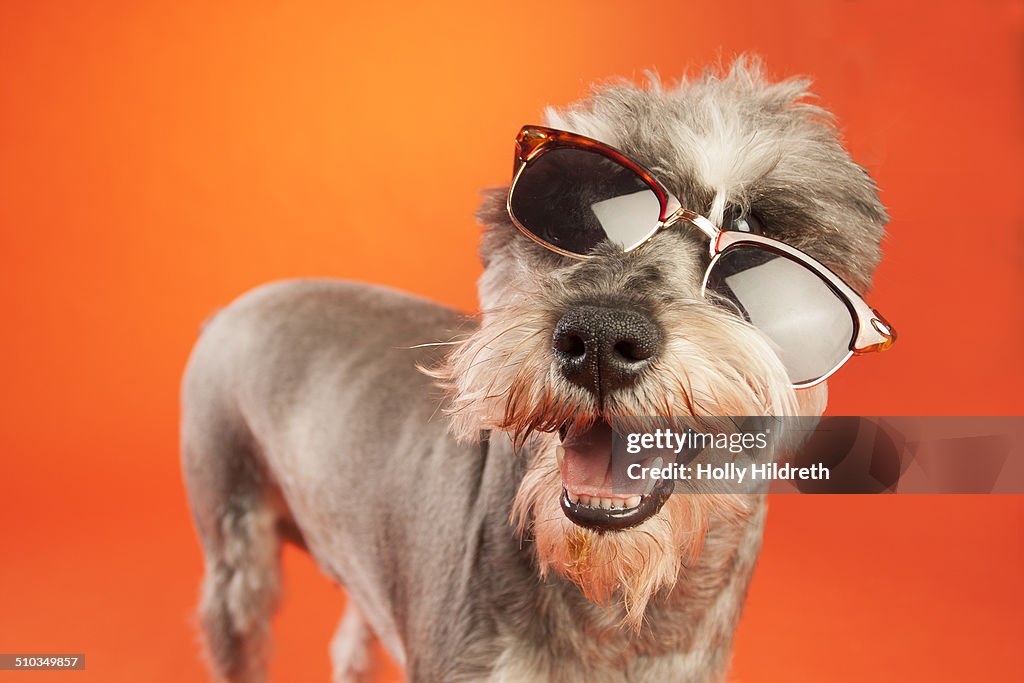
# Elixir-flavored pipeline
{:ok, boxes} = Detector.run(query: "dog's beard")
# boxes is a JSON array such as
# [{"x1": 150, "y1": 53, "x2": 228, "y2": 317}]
[
  {"x1": 511, "y1": 443, "x2": 755, "y2": 627},
  {"x1": 427, "y1": 296, "x2": 816, "y2": 628}
]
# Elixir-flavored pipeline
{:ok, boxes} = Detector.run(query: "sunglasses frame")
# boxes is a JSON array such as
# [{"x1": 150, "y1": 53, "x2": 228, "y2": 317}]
[{"x1": 507, "y1": 125, "x2": 896, "y2": 388}]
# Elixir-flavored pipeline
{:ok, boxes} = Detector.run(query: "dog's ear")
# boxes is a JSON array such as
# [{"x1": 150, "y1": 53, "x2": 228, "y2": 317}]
[
  {"x1": 475, "y1": 186, "x2": 509, "y2": 228},
  {"x1": 475, "y1": 185, "x2": 513, "y2": 268}
]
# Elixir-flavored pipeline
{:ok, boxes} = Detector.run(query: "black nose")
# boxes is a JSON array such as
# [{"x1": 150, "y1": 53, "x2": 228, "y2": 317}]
[{"x1": 552, "y1": 304, "x2": 662, "y2": 395}]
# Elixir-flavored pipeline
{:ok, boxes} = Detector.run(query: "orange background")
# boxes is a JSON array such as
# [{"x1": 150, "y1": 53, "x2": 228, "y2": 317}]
[{"x1": 1, "y1": 1, "x2": 1022, "y2": 681}]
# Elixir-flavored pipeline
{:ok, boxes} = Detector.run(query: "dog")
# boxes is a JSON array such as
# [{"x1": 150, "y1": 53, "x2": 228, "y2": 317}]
[{"x1": 181, "y1": 57, "x2": 890, "y2": 682}]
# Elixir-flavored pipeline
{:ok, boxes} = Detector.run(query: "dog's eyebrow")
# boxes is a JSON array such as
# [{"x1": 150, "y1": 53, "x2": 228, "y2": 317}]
[
  {"x1": 706, "y1": 152, "x2": 787, "y2": 225},
  {"x1": 709, "y1": 189, "x2": 727, "y2": 227}
]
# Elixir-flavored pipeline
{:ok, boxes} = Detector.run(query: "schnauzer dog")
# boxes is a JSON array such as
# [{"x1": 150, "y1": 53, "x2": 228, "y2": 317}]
[{"x1": 181, "y1": 58, "x2": 893, "y2": 682}]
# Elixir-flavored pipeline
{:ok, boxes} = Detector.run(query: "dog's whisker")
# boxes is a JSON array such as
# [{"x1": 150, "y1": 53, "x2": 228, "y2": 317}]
[
  {"x1": 457, "y1": 319, "x2": 544, "y2": 378},
  {"x1": 402, "y1": 340, "x2": 468, "y2": 350}
]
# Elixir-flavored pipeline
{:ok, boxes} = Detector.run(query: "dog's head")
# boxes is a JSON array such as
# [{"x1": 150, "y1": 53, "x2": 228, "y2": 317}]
[{"x1": 431, "y1": 58, "x2": 888, "y2": 624}]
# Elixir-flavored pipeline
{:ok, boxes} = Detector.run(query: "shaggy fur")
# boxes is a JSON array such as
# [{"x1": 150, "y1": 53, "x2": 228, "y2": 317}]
[{"x1": 182, "y1": 57, "x2": 886, "y2": 682}]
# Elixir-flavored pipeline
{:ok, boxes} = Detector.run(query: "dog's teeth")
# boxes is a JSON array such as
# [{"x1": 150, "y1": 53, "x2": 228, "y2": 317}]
[
  {"x1": 555, "y1": 445, "x2": 565, "y2": 468},
  {"x1": 568, "y1": 494, "x2": 643, "y2": 510}
]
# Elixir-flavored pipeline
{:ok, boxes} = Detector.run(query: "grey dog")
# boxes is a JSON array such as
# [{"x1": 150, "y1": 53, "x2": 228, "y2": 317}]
[{"x1": 181, "y1": 59, "x2": 887, "y2": 682}]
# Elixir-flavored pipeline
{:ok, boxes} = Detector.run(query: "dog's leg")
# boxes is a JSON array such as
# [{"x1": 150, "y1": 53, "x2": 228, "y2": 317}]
[
  {"x1": 183, "y1": 402, "x2": 282, "y2": 682},
  {"x1": 196, "y1": 501, "x2": 280, "y2": 683},
  {"x1": 330, "y1": 604, "x2": 377, "y2": 683}
]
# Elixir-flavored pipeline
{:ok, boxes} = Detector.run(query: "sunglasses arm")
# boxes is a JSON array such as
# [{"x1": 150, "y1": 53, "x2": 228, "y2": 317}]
[{"x1": 852, "y1": 306, "x2": 897, "y2": 354}]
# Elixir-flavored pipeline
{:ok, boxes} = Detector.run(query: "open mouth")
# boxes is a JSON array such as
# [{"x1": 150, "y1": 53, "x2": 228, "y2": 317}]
[{"x1": 557, "y1": 420, "x2": 674, "y2": 531}]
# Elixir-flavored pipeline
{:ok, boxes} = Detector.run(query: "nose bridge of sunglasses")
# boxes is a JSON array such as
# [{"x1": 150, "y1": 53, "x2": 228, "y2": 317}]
[{"x1": 664, "y1": 207, "x2": 721, "y2": 246}]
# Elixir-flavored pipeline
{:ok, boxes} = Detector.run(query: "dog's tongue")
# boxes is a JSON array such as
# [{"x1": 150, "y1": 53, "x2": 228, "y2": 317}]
[{"x1": 560, "y1": 421, "x2": 615, "y2": 495}]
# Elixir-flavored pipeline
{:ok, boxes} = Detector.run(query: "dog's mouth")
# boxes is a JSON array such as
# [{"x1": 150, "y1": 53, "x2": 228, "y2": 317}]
[{"x1": 556, "y1": 420, "x2": 673, "y2": 532}]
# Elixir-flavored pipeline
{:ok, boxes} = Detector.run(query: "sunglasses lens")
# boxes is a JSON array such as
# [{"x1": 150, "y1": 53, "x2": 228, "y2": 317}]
[
  {"x1": 706, "y1": 245, "x2": 856, "y2": 385},
  {"x1": 509, "y1": 148, "x2": 662, "y2": 255}
]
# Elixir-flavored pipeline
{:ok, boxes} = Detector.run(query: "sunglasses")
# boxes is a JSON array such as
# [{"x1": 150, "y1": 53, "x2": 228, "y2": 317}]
[{"x1": 506, "y1": 125, "x2": 896, "y2": 388}]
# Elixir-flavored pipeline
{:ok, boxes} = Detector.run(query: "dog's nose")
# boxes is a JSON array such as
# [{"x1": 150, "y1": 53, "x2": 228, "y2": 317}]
[{"x1": 552, "y1": 304, "x2": 661, "y2": 394}]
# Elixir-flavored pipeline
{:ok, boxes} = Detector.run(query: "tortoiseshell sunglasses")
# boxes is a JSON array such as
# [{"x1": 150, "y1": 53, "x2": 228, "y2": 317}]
[{"x1": 506, "y1": 125, "x2": 896, "y2": 388}]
